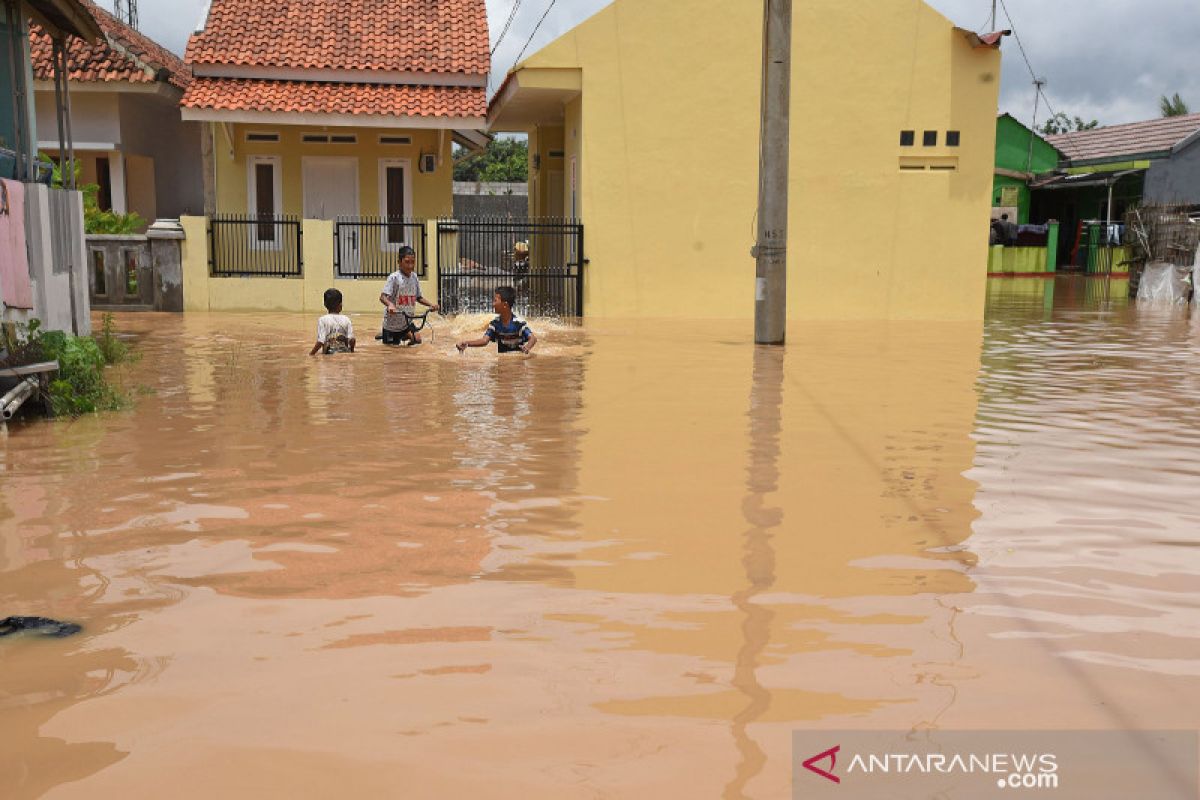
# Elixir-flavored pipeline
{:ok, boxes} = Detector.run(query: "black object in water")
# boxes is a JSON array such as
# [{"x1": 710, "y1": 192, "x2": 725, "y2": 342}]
[{"x1": 0, "y1": 616, "x2": 82, "y2": 638}]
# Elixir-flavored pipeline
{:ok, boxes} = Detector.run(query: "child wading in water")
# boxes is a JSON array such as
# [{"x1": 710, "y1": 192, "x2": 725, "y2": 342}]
[
  {"x1": 379, "y1": 245, "x2": 439, "y2": 345},
  {"x1": 456, "y1": 286, "x2": 538, "y2": 354},
  {"x1": 310, "y1": 288, "x2": 355, "y2": 355}
]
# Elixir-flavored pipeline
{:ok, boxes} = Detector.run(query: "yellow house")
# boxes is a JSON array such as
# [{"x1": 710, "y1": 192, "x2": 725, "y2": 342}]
[
  {"x1": 177, "y1": 0, "x2": 490, "y2": 310},
  {"x1": 488, "y1": 0, "x2": 1005, "y2": 321}
]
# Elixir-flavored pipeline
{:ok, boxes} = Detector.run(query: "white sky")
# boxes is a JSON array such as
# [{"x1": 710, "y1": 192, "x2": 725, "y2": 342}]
[{"x1": 105, "y1": 0, "x2": 1199, "y2": 126}]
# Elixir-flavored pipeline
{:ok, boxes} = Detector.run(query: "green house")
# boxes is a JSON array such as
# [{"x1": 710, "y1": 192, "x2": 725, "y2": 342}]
[{"x1": 992, "y1": 113, "x2": 1062, "y2": 223}]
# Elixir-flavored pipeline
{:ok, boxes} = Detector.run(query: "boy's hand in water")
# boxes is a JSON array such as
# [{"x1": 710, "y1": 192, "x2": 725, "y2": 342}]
[
  {"x1": 520, "y1": 344, "x2": 533, "y2": 354},
  {"x1": 456, "y1": 341, "x2": 467, "y2": 352}
]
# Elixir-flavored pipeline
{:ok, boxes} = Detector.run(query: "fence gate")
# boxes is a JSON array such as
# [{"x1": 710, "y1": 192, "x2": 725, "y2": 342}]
[{"x1": 436, "y1": 218, "x2": 584, "y2": 317}]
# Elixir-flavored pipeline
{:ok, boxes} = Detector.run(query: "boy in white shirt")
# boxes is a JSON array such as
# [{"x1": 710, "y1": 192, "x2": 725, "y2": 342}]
[
  {"x1": 310, "y1": 288, "x2": 355, "y2": 355},
  {"x1": 379, "y1": 245, "x2": 439, "y2": 345}
]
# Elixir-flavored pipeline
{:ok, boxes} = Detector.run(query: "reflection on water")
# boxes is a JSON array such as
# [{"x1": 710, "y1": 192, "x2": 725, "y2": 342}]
[{"x1": 0, "y1": 284, "x2": 1197, "y2": 798}]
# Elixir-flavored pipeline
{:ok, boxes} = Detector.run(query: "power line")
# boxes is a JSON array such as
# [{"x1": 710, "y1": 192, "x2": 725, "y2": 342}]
[
  {"x1": 512, "y1": 0, "x2": 558, "y2": 67},
  {"x1": 997, "y1": 0, "x2": 1086, "y2": 157},
  {"x1": 491, "y1": 0, "x2": 523, "y2": 57}
]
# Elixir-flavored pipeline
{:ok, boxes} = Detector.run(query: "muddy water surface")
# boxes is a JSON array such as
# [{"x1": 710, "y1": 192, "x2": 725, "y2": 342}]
[{"x1": 1, "y1": 278, "x2": 1198, "y2": 798}]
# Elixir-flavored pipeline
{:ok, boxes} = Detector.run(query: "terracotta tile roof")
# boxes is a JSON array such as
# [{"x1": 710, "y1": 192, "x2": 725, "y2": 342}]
[
  {"x1": 180, "y1": 77, "x2": 486, "y2": 119},
  {"x1": 1047, "y1": 113, "x2": 1200, "y2": 162},
  {"x1": 29, "y1": 0, "x2": 190, "y2": 90},
  {"x1": 185, "y1": 0, "x2": 489, "y2": 76}
]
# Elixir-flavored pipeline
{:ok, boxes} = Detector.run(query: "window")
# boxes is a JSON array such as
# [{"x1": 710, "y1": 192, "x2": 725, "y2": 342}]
[
  {"x1": 923, "y1": 130, "x2": 938, "y2": 147},
  {"x1": 946, "y1": 130, "x2": 961, "y2": 147},
  {"x1": 302, "y1": 134, "x2": 358, "y2": 144},
  {"x1": 900, "y1": 130, "x2": 915, "y2": 147},
  {"x1": 330, "y1": 135, "x2": 357, "y2": 144},
  {"x1": 91, "y1": 249, "x2": 107, "y2": 296},
  {"x1": 247, "y1": 155, "x2": 282, "y2": 247},
  {"x1": 245, "y1": 132, "x2": 280, "y2": 143},
  {"x1": 378, "y1": 159, "x2": 412, "y2": 248},
  {"x1": 123, "y1": 249, "x2": 139, "y2": 296},
  {"x1": 379, "y1": 135, "x2": 412, "y2": 145},
  {"x1": 96, "y1": 157, "x2": 112, "y2": 211}
]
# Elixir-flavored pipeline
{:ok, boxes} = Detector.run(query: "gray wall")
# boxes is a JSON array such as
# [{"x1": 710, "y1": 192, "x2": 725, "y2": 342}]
[
  {"x1": 1145, "y1": 141, "x2": 1200, "y2": 206},
  {"x1": 453, "y1": 193, "x2": 529, "y2": 217},
  {"x1": 119, "y1": 92, "x2": 205, "y2": 218}
]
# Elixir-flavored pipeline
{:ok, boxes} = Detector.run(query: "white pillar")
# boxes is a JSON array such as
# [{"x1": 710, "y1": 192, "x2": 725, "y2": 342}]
[{"x1": 109, "y1": 149, "x2": 127, "y2": 214}]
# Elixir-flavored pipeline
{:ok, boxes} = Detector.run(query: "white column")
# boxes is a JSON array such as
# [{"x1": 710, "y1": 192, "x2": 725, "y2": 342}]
[{"x1": 109, "y1": 149, "x2": 127, "y2": 214}]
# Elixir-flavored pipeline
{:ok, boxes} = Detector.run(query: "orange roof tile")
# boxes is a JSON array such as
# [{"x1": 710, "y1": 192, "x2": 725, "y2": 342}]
[
  {"x1": 180, "y1": 78, "x2": 485, "y2": 119},
  {"x1": 185, "y1": 0, "x2": 489, "y2": 76},
  {"x1": 29, "y1": 0, "x2": 190, "y2": 90}
]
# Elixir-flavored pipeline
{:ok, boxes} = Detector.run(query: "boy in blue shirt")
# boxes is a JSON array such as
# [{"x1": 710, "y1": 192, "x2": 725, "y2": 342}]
[{"x1": 456, "y1": 286, "x2": 538, "y2": 354}]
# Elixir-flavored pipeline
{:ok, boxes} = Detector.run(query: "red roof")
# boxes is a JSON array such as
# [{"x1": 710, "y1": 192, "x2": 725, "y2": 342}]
[
  {"x1": 1047, "y1": 113, "x2": 1200, "y2": 162},
  {"x1": 180, "y1": 78, "x2": 485, "y2": 119},
  {"x1": 185, "y1": 0, "x2": 489, "y2": 76},
  {"x1": 29, "y1": 0, "x2": 190, "y2": 90}
]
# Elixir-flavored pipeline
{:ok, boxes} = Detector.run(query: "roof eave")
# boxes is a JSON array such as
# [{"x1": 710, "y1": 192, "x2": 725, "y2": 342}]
[{"x1": 180, "y1": 107, "x2": 487, "y2": 130}]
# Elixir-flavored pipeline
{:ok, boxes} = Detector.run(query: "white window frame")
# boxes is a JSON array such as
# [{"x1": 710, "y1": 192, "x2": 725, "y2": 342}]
[
  {"x1": 377, "y1": 158, "x2": 413, "y2": 251},
  {"x1": 246, "y1": 154, "x2": 283, "y2": 250}
]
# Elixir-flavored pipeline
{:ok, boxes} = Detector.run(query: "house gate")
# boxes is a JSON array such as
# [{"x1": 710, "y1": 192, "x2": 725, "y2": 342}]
[{"x1": 436, "y1": 218, "x2": 584, "y2": 317}]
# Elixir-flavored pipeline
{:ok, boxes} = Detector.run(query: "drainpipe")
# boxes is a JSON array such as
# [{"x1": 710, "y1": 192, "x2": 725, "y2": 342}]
[{"x1": 52, "y1": 37, "x2": 67, "y2": 178}]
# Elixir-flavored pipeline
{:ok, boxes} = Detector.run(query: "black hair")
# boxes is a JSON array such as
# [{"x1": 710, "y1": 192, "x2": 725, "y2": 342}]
[
  {"x1": 397, "y1": 245, "x2": 416, "y2": 260},
  {"x1": 323, "y1": 288, "x2": 343, "y2": 312},
  {"x1": 495, "y1": 285, "x2": 517, "y2": 309}
]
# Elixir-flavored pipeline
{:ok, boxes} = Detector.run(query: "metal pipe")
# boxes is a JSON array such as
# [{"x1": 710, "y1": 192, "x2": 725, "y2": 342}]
[
  {"x1": 1, "y1": 377, "x2": 38, "y2": 420},
  {"x1": 60, "y1": 40, "x2": 77, "y2": 190},
  {"x1": 52, "y1": 38, "x2": 67, "y2": 182}
]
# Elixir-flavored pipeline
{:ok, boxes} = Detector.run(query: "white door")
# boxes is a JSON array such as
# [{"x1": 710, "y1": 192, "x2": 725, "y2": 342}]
[{"x1": 303, "y1": 157, "x2": 360, "y2": 273}]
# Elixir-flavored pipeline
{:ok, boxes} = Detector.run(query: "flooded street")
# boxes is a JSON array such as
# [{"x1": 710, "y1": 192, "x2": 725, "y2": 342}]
[{"x1": 2, "y1": 277, "x2": 1198, "y2": 798}]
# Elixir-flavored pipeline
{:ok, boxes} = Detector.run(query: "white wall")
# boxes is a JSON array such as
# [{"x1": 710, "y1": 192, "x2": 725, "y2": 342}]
[{"x1": 35, "y1": 90, "x2": 121, "y2": 149}]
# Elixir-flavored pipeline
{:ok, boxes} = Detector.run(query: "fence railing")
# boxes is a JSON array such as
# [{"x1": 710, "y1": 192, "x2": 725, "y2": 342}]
[
  {"x1": 209, "y1": 214, "x2": 302, "y2": 277},
  {"x1": 436, "y1": 217, "x2": 585, "y2": 317},
  {"x1": 334, "y1": 217, "x2": 427, "y2": 278}
]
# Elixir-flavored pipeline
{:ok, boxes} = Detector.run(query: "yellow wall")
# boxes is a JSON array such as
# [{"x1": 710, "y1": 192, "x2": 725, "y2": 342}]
[
  {"x1": 213, "y1": 124, "x2": 453, "y2": 218},
  {"x1": 987, "y1": 245, "x2": 1048, "y2": 274},
  {"x1": 181, "y1": 216, "x2": 441, "y2": 313},
  {"x1": 528, "y1": 125, "x2": 566, "y2": 217},
  {"x1": 510, "y1": 0, "x2": 1000, "y2": 320}
]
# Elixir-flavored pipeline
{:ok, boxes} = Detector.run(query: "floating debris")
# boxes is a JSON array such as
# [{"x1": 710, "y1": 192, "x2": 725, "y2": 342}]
[{"x1": 0, "y1": 616, "x2": 82, "y2": 638}]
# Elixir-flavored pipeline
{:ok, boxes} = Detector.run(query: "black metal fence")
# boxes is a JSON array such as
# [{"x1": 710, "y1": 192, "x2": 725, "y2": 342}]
[
  {"x1": 436, "y1": 217, "x2": 584, "y2": 316},
  {"x1": 209, "y1": 215, "x2": 302, "y2": 277},
  {"x1": 334, "y1": 217, "x2": 428, "y2": 278}
]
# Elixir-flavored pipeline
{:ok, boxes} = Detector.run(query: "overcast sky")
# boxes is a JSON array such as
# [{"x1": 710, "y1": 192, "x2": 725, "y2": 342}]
[{"x1": 106, "y1": 0, "x2": 1198, "y2": 127}]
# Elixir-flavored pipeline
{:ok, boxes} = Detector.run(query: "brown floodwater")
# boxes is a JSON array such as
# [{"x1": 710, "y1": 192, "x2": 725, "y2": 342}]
[{"x1": 1, "y1": 276, "x2": 1198, "y2": 798}]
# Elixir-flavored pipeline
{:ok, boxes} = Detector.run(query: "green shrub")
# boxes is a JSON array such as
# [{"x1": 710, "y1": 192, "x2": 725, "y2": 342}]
[{"x1": 37, "y1": 330, "x2": 126, "y2": 415}]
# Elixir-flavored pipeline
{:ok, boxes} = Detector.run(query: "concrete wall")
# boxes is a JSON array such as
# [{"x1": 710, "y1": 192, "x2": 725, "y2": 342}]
[
  {"x1": 35, "y1": 90, "x2": 121, "y2": 148},
  {"x1": 510, "y1": 0, "x2": 1000, "y2": 320},
  {"x1": 214, "y1": 124, "x2": 453, "y2": 218},
  {"x1": 23, "y1": 184, "x2": 90, "y2": 334},
  {"x1": 180, "y1": 215, "x2": 441, "y2": 314},
  {"x1": 453, "y1": 192, "x2": 528, "y2": 217},
  {"x1": 118, "y1": 92, "x2": 205, "y2": 218},
  {"x1": 1145, "y1": 141, "x2": 1200, "y2": 206}
]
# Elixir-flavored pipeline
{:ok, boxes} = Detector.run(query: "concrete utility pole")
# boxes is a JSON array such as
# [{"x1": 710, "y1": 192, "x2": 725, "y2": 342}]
[{"x1": 752, "y1": 0, "x2": 792, "y2": 345}]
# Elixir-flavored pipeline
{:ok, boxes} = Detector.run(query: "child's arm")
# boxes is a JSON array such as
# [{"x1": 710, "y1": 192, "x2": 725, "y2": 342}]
[
  {"x1": 417, "y1": 295, "x2": 440, "y2": 313},
  {"x1": 456, "y1": 325, "x2": 493, "y2": 352},
  {"x1": 379, "y1": 292, "x2": 399, "y2": 314},
  {"x1": 521, "y1": 330, "x2": 538, "y2": 354},
  {"x1": 348, "y1": 337, "x2": 356, "y2": 353},
  {"x1": 309, "y1": 340, "x2": 324, "y2": 356}
]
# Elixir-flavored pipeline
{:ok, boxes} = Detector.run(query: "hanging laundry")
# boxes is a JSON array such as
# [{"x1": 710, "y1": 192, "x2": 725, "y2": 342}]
[{"x1": 0, "y1": 179, "x2": 34, "y2": 310}]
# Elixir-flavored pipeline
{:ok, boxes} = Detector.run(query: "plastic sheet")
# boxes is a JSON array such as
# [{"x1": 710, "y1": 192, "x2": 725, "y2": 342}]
[{"x1": 1137, "y1": 262, "x2": 1191, "y2": 305}]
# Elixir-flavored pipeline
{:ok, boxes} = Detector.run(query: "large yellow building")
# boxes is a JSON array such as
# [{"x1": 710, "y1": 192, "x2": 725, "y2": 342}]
[{"x1": 488, "y1": 0, "x2": 1004, "y2": 320}]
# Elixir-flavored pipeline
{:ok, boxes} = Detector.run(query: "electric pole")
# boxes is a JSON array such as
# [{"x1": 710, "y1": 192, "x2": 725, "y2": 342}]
[
  {"x1": 989, "y1": 0, "x2": 996, "y2": 30},
  {"x1": 1026, "y1": 77, "x2": 1046, "y2": 173},
  {"x1": 114, "y1": 0, "x2": 138, "y2": 29},
  {"x1": 751, "y1": 0, "x2": 792, "y2": 345}
]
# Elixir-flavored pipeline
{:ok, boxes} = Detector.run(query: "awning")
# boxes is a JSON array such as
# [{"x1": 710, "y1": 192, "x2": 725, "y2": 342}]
[
  {"x1": 1031, "y1": 168, "x2": 1146, "y2": 191},
  {"x1": 487, "y1": 67, "x2": 582, "y2": 132},
  {"x1": 23, "y1": 0, "x2": 102, "y2": 42}
]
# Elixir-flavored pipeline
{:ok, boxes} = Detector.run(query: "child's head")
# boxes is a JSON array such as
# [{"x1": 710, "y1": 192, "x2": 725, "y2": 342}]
[
  {"x1": 323, "y1": 288, "x2": 343, "y2": 313},
  {"x1": 397, "y1": 245, "x2": 417, "y2": 276},
  {"x1": 493, "y1": 285, "x2": 517, "y2": 314}
]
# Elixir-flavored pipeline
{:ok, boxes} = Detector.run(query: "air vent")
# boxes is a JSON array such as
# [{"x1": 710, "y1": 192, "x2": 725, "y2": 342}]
[
  {"x1": 302, "y1": 134, "x2": 329, "y2": 143},
  {"x1": 246, "y1": 132, "x2": 280, "y2": 143},
  {"x1": 330, "y1": 135, "x2": 357, "y2": 144},
  {"x1": 380, "y1": 135, "x2": 412, "y2": 145},
  {"x1": 548, "y1": 150, "x2": 565, "y2": 158}
]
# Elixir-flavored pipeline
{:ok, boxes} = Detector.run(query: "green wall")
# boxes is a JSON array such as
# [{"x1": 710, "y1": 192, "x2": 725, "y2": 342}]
[{"x1": 992, "y1": 114, "x2": 1061, "y2": 224}]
